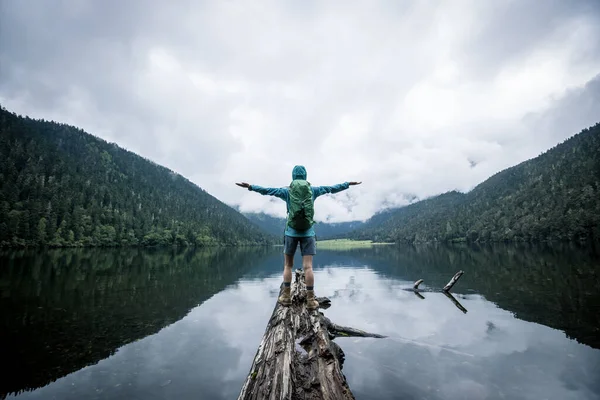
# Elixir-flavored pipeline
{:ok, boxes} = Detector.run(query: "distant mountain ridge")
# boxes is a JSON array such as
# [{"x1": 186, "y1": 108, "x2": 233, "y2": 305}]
[
  {"x1": 241, "y1": 211, "x2": 364, "y2": 240},
  {"x1": 0, "y1": 105, "x2": 275, "y2": 247},
  {"x1": 348, "y1": 123, "x2": 600, "y2": 243}
]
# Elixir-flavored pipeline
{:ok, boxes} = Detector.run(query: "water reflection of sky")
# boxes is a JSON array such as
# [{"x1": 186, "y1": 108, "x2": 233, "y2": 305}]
[{"x1": 10, "y1": 264, "x2": 600, "y2": 400}]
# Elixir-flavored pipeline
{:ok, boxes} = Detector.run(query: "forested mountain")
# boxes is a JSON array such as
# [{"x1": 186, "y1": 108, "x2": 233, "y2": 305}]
[
  {"x1": 348, "y1": 123, "x2": 600, "y2": 243},
  {"x1": 242, "y1": 211, "x2": 364, "y2": 239},
  {"x1": 0, "y1": 106, "x2": 275, "y2": 247}
]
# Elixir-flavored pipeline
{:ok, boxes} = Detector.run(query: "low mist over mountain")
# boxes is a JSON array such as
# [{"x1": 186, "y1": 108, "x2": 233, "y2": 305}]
[
  {"x1": 241, "y1": 211, "x2": 364, "y2": 240},
  {"x1": 348, "y1": 123, "x2": 600, "y2": 244}
]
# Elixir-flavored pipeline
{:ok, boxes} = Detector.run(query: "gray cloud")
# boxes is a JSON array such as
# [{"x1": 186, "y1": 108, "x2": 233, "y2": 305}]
[
  {"x1": 1, "y1": 0, "x2": 599, "y2": 222},
  {"x1": 461, "y1": 0, "x2": 600, "y2": 79},
  {"x1": 523, "y1": 74, "x2": 600, "y2": 147}
]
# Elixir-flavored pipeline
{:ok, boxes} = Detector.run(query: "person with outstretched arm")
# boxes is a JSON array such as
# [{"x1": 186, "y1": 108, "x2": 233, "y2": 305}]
[{"x1": 236, "y1": 165, "x2": 361, "y2": 310}]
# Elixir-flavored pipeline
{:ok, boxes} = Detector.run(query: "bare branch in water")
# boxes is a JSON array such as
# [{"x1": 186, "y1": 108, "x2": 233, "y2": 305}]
[
  {"x1": 413, "y1": 279, "x2": 424, "y2": 290},
  {"x1": 443, "y1": 270, "x2": 464, "y2": 292}
]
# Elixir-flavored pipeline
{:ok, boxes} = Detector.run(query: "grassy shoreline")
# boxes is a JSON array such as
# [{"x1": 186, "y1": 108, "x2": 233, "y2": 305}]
[{"x1": 316, "y1": 238, "x2": 394, "y2": 249}]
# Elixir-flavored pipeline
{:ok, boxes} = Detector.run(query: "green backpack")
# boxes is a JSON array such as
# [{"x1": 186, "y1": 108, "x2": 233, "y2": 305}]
[{"x1": 287, "y1": 179, "x2": 315, "y2": 230}]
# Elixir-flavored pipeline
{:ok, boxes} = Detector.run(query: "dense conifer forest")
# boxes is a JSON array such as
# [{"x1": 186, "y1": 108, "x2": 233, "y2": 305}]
[
  {"x1": 348, "y1": 123, "x2": 600, "y2": 243},
  {"x1": 0, "y1": 106, "x2": 275, "y2": 248}
]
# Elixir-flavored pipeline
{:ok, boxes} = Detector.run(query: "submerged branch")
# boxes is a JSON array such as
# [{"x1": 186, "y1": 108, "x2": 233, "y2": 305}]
[
  {"x1": 443, "y1": 270, "x2": 464, "y2": 292},
  {"x1": 409, "y1": 270, "x2": 468, "y2": 312},
  {"x1": 322, "y1": 316, "x2": 387, "y2": 339}
]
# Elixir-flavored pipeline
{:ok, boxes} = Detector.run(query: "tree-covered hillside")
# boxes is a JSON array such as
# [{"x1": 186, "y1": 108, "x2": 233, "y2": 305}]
[
  {"x1": 242, "y1": 211, "x2": 365, "y2": 240},
  {"x1": 349, "y1": 123, "x2": 600, "y2": 243},
  {"x1": 0, "y1": 106, "x2": 275, "y2": 247}
]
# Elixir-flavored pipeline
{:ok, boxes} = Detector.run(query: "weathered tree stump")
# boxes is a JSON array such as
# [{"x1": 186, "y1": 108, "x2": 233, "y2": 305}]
[{"x1": 238, "y1": 270, "x2": 385, "y2": 400}]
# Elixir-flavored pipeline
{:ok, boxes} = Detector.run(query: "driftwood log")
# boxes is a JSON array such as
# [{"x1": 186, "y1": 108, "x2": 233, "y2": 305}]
[
  {"x1": 410, "y1": 270, "x2": 468, "y2": 314},
  {"x1": 238, "y1": 270, "x2": 385, "y2": 400}
]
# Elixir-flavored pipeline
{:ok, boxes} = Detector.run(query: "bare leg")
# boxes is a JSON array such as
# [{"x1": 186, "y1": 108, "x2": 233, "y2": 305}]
[
  {"x1": 302, "y1": 255, "x2": 314, "y2": 287},
  {"x1": 283, "y1": 254, "x2": 293, "y2": 284}
]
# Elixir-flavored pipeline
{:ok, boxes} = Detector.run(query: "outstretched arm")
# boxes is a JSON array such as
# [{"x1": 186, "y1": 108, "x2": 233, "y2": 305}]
[
  {"x1": 235, "y1": 182, "x2": 288, "y2": 200},
  {"x1": 313, "y1": 181, "x2": 361, "y2": 198}
]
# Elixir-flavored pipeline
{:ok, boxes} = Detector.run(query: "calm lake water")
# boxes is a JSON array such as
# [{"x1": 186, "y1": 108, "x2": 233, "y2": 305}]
[{"x1": 1, "y1": 243, "x2": 599, "y2": 400}]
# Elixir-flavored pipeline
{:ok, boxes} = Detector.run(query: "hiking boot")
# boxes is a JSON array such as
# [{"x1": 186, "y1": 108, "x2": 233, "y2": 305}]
[
  {"x1": 278, "y1": 286, "x2": 291, "y2": 306},
  {"x1": 306, "y1": 289, "x2": 319, "y2": 310}
]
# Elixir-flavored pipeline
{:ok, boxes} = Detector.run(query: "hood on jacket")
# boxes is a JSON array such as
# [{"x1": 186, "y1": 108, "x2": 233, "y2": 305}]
[{"x1": 292, "y1": 165, "x2": 307, "y2": 180}]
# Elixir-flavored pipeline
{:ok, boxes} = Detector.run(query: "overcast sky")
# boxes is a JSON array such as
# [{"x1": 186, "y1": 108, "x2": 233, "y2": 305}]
[{"x1": 1, "y1": 0, "x2": 599, "y2": 222}]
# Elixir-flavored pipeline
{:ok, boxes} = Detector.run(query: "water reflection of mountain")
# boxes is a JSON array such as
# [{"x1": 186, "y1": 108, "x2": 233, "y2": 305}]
[
  {"x1": 0, "y1": 246, "x2": 275, "y2": 398},
  {"x1": 343, "y1": 242, "x2": 600, "y2": 350},
  {"x1": 2, "y1": 243, "x2": 599, "y2": 398}
]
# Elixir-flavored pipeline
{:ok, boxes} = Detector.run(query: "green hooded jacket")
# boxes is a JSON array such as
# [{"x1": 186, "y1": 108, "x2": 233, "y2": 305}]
[{"x1": 248, "y1": 165, "x2": 350, "y2": 237}]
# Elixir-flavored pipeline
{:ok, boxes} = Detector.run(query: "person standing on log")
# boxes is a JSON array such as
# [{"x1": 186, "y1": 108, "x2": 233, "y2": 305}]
[{"x1": 236, "y1": 165, "x2": 361, "y2": 310}]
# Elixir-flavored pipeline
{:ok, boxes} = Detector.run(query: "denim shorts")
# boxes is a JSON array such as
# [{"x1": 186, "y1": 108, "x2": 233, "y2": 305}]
[{"x1": 283, "y1": 235, "x2": 317, "y2": 256}]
